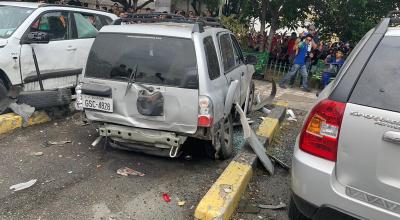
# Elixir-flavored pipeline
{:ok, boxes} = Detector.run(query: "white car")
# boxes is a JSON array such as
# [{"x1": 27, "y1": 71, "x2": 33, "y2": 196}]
[{"x1": 0, "y1": 2, "x2": 117, "y2": 111}]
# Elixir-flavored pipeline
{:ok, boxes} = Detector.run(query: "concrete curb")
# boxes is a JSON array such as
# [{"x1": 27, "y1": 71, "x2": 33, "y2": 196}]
[
  {"x1": 194, "y1": 102, "x2": 288, "y2": 220},
  {"x1": 0, "y1": 111, "x2": 51, "y2": 135}
]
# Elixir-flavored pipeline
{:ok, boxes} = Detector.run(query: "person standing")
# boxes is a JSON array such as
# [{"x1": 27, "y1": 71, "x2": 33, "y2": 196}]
[
  {"x1": 279, "y1": 34, "x2": 313, "y2": 92},
  {"x1": 321, "y1": 49, "x2": 345, "y2": 88}
]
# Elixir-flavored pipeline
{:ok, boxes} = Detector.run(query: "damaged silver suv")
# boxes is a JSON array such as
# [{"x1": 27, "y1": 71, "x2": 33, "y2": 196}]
[{"x1": 76, "y1": 18, "x2": 256, "y2": 159}]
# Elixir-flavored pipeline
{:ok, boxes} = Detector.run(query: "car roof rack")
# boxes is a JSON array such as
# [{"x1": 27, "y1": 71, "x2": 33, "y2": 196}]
[
  {"x1": 387, "y1": 10, "x2": 400, "y2": 26},
  {"x1": 38, "y1": 3, "x2": 106, "y2": 13},
  {"x1": 112, "y1": 13, "x2": 222, "y2": 33}
]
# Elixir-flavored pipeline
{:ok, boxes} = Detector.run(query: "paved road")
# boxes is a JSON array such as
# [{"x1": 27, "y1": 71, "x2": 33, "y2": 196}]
[{"x1": 0, "y1": 114, "x2": 230, "y2": 220}]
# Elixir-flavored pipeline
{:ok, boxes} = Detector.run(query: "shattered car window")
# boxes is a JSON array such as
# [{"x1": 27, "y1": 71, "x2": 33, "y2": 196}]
[{"x1": 85, "y1": 33, "x2": 198, "y2": 89}]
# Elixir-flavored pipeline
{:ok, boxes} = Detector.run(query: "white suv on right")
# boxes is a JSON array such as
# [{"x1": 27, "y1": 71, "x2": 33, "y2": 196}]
[{"x1": 289, "y1": 13, "x2": 400, "y2": 220}]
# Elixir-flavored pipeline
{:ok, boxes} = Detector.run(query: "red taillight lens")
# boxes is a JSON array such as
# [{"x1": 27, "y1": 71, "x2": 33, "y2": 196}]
[
  {"x1": 198, "y1": 96, "x2": 213, "y2": 127},
  {"x1": 299, "y1": 99, "x2": 346, "y2": 161},
  {"x1": 198, "y1": 115, "x2": 213, "y2": 127}
]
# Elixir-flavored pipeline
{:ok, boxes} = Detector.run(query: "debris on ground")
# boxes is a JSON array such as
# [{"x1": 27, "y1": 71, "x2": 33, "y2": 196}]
[
  {"x1": 261, "y1": 107, "x2": 271, "y2": 114},
  {"x1": 116, "y1": 167, "x2": 145, "y2": 177},
  {"x1": 287, "y1": 109, "x2": 297, "y2": 121},
  {"x1": 42, "y1": 179, "x2": 55, "y2": 184},
  {"x1": 8, "y1": 102, "x2": 35, "y2": 125},
  {"x1": 257, "y1": 202, "x2": 287, "y2": 210},
  {"x1": 31, "y1": 152, "x2": 44, "y2": 156},
  {"x1": 163, "y1": 193, "x2": 171, "y2": 202},
  {"x1": 67, "y1": 171, "x2": 73, "y2": 174},
  {"x1": 91, "y1": 136, "x2": 103, "y2": 147},
  {"x1": 236, "y1": 103, "x2": 274, "y2": 175},
  {"x1": 237, "y1": 199, "x2": 260, "y2": 214},
  {"x1": 10, "y1": 179, "x2": 37, "y2": 192},
  {"x1": 267, "y1": 153, "x2": 290, "y2": 170},
  {"x1": 47, "y1": 140, "x2": 72, "y2": 145},
  {"x1": 178, "y1": 200, "x2": 186, "y2": 206}
]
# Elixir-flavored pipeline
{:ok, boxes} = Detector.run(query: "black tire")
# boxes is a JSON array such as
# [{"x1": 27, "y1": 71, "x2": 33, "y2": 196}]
[
  {"x1": 17, "y1": 89, "x2": 71, "y2": 108},
  {"x1": 288, "y1": 196, "x2": 311, "y2": 220},
  {"x1": 218, "y1": 114, "x2": 234, "y2": 160},
  {"x1": 0, "y1": 80, "x2": 9, "y2": 114}
]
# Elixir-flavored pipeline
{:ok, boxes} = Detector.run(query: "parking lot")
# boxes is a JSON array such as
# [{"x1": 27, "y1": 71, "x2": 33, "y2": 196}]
[{"x1": 0, "y1": 80, "x2": 315, "y2": 220}]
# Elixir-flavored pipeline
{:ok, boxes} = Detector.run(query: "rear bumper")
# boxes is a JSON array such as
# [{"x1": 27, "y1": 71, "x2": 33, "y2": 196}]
[
  {"x1": 291, "y1": 192, "x2": 359, "y2": 220},
  {"x1": 291, "y1": 137, "x2": 400, "y2": 220},
  {"x1": 99, "y1": 123, "x2": 187, "y2": 149}
]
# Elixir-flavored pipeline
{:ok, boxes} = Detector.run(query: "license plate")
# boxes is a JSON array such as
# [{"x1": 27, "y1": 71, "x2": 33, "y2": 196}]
[{"x1": 82, "y1": 94, "x2": 113, "y2": 112}]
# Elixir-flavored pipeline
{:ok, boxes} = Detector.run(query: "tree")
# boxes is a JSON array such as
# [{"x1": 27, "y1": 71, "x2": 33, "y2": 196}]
[
  {"x1": 111, "y1": 0, "x2": 154, "y2": 11},
  {"x1": 310, "y1": 0, "x2": 400, "y2": 42}
]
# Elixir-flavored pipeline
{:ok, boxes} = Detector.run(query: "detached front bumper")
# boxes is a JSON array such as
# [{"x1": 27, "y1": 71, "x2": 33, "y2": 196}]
[{"x1": 99, "y1": 123, "x2": 187, "y2": 150}]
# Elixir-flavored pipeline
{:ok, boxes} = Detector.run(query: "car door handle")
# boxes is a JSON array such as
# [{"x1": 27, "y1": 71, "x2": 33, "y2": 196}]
[
  {"x1": 66, "y1": 46, "x2": 77, "y2": 51},
  {"x1": 383, "y1": 131, "x2": 400, "y2": 145}
]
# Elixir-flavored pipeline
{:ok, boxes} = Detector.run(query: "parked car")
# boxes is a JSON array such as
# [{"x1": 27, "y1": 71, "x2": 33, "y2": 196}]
[
  {"x1": 76, "y1": 17, "x2": 257, "y2": 159},
  {"x1": 289, "y1": 11, "x2": 400, "y2": 220},
  {"x1": 0, "y1": 2, "x2": 117, "y2": 111}
]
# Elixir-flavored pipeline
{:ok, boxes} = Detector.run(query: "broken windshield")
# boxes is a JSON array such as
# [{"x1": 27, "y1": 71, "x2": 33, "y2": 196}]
[
  {"x1": 85, "y1": 33, "x2": 198, "y2": 89},
  {"x1": 0, "y1": 6, "x2": 34, "y2": 38}
]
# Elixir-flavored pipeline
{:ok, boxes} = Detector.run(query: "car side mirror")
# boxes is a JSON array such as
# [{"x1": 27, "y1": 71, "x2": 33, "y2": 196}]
[
  {"x1": 245, "y1": 55, "x2": 257, "y2": 65},
  {"x1": 22, "y1": 31, "x2": 49, "y2": 44}
]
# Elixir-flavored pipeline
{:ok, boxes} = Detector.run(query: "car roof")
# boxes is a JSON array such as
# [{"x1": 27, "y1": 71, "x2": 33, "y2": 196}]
[
  {"x1": 100, "y1": 22, "x2": 228, "y2": 38},
  {"x1": 0, "y1": 2, "x2": 118, "y2": 18},
  {"x1": 0, "y1": 1, "x2": 42, "y2": 8},
  {"x1": 385, "y1": 27, "x2": 400, "y2": 36}
]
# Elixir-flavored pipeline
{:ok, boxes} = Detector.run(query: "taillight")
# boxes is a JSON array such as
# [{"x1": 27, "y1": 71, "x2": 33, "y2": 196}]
[
  {"x1": 198, "y1": 96, "x2": 213, "y2": 127},
  {"x1": 299, "y1": 99, "x2": 346, "y2": 161}
]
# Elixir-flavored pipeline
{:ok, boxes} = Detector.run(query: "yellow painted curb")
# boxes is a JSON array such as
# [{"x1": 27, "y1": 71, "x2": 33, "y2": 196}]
[
  {"x1": 256, "y1": 117, "x2": 279, "y2": 144},
  {"x1": 194, "y1": 161, "x2": 253, "y2": 220},
  {"x1": 0, "y1": 111, "x2": 51, "y2": 135},
  {"x1": 274, "y1": 100, "x2": 289, "y2": 108}
]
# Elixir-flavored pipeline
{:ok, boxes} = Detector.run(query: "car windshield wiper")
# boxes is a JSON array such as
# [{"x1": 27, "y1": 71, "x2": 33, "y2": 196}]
[{"x1": 124, "y1": 64, "x2": 138, "y2": 96}]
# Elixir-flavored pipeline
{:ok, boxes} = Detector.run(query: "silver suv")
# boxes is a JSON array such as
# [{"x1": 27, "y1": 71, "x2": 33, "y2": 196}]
[
  {"x1": 77, "y1": 18, "x2": 256, "y2": 159},
  {"x1": 290, "y1": 12, "x2": 400, "y2": 220}
]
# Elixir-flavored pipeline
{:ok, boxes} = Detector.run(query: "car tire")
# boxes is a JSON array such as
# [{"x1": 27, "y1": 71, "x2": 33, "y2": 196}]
[
  {"x1": 17, "y1": 89, "x2": 72, "y2": 108},
  {"x1": 218, "y1": 114, "x2": 234, "y2": 160},
  {"x1": 288, "y1": 196, "x2": 311, "y2": 220},
  {"x1": 0, "y1": 80, "x2": 9, "y2": 114}
]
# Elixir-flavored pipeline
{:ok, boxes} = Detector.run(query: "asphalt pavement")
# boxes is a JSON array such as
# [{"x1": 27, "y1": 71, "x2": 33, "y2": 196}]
[{"x1": 0, "y1": 113, "x2": 230, "y2": 220}]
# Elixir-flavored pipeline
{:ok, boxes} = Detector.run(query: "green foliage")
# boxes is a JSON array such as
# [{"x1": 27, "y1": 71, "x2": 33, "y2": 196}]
[
  {"x1": 311, "y1": 0, "x2": 400, "y2": 42},
  {"x1": 220, "y1": 15, "x2": 249, "y2": 48}
]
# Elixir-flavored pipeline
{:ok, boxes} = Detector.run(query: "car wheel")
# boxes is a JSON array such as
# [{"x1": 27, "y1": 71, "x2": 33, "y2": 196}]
[
  {"x1": 219, "y1": 114, "x2": 234, "y2": 159},
  {"x1": 0, "y1": 80, "x2": 9, "y2": 114},
  {"x1": 288, "y1": 196, "x2": 311, "y2": 220}
]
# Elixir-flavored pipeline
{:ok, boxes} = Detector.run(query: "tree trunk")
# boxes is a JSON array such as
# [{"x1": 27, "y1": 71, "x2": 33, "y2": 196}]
[
  {"x1": 266, "y1": 15, "x2": 278, "y2": 53},
  {"x1": 136, "y1": 0, "x2": 154, "y2": 10},
  {"x1": 259, "y1": 0, "x2": 267, "y2": 52}
]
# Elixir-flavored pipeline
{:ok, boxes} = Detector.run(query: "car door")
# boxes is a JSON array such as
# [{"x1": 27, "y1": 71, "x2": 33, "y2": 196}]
[
  {"x1": 218, "y1": 32, "x2": 246, "y2": 105},
  {"x1": 71, "y1": 12, "x2": 98, "y2": 75},
  {"x1": 337, "y1": 36, "x2": 400, "y2": 211},
  {"x1": 230, "y1": 34, "x2": 251, "y2": 104},
  {"x1": 20, "y1": 10, "x2": 82, "y2": 91}
]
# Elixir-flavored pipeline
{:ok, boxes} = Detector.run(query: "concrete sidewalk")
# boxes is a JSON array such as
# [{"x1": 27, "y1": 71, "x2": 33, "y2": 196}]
[{"x1": 255, "y1": 80, "x2": 317, "y2": 111}]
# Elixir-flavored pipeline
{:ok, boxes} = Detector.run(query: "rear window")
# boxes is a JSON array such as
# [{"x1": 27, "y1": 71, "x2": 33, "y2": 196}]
[
  {"x1": 85, "y1": 33, "x2": 198, "y2": 89},
  {"x1": 349, "y1": 36, "x2": 400, "y2": 112}
]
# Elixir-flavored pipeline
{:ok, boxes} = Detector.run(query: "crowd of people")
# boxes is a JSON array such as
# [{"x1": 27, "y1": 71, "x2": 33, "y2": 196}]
[{"x1": 248, "y1": 25, "x2": 352, "y2": 91}]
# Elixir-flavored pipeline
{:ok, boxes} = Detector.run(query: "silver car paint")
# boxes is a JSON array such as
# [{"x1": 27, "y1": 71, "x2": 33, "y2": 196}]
[
  {"x1": 337, "y1": 103, "x2": 400, "y2": 207},
  {"x1": 83, "y1": 25, "x2": 253, "y2": 135}
]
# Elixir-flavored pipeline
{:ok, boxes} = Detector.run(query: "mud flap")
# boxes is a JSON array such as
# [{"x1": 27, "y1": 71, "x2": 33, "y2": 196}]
[{"x1": 235, "y1": 103, "x2": 274, "y2": 175}]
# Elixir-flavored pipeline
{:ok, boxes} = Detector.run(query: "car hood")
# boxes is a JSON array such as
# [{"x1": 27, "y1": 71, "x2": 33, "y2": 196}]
[{"x1": 0, "y1": 39, "x2": 7, "y2": 47}]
